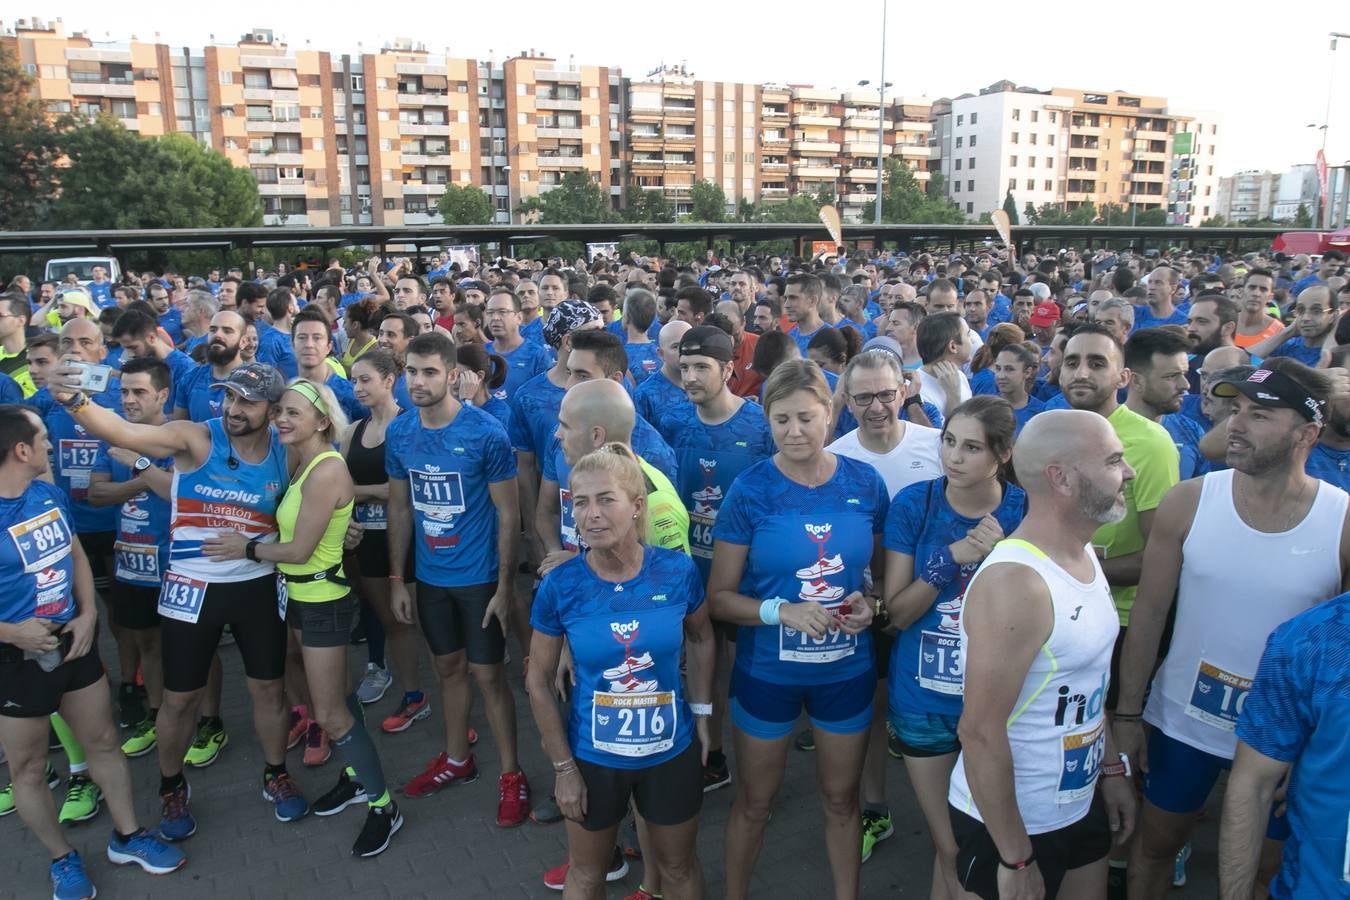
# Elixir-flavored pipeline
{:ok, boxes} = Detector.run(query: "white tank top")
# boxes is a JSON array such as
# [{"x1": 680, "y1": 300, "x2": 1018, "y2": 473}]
[
  {"x1": 948, "y1": 538, "x2": 1119, "y2": 834},
  {"x1": 1145, "y1": 469, "x2": 1346, "y2": 759}
]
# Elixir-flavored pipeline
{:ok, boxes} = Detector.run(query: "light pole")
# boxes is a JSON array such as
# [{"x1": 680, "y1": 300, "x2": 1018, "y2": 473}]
[
  {"x1": 873, "y1": 0, "x2": 888, "y2": 225},
  {"x1": 1319, "y1": 33, "x2": 1348, "y2": 227}
]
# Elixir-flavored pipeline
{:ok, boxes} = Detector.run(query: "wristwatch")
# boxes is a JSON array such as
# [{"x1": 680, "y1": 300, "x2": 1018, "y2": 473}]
[
  {"x1": 133, "y1": 456, "x2": 152, "y2": 473},
  {"x1": 903, "y1": 395, "x2": 923, "y2": 407}
]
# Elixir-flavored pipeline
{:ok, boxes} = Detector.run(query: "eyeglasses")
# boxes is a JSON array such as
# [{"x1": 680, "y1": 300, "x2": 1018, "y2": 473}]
[{"x1": 849, "y1": 389, "x2": 898, "y2": 407}]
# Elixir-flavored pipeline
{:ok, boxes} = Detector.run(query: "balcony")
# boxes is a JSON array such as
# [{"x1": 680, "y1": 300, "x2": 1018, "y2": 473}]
[
  {"x1": 662, "y1": 104, "x2": 696, "y2": 121},
  {"x1": 630, "y1": 157, "x2": 664, "y2": 172},
  {"x1": 629, "y1": 106, "x2": 662, "y2": 122},
  {"x1": 663, "y1": 157, "x2": 695, "y2": 169},
  {"x1": 630, "y1": 129, "x2": 662, "y2": 144},
  {"x1": 537, "y1": 97, "x2": 583, "y2": 111},
  {"x1": 842, "y1": 140, "x2": 891, "y2": 157},
  {"x1": 262, "y1": 214, "x2": 309, "y2": 226},
  {"x1": 792, "y1": 87, "x2": 838, "y2": 103},
  {"x1": 70, "y1": 81, "x2": 136, "y2": 98},
  {"x1": 243, "y1": 87, "x2": 300, "y2": 102},
  {"x1": 400, "y1": 152, "x2": 453, "y2": 166},
  {"x1": 897, "y1": 120, "x2": 933, "y2": 133},
  {"x1": 402, "y1": 183, "x2": 445, "y2": 194},
  {"x1": 762, "y1": 160, "x2": 789, "y2": 171},
  {"x1": 538, "y1": 126, "x2": 584, "y2": 140},
  {"x1": 761, "y1": 186, "x2": 789, "y2": 198},
  {"x1": 249, "y1": 152, "x2": 304, "y2": 165},
  {"x1": 761, "y1": 133, "x2": 789, "y2": 145},
  {"x1": 842, "y1": 191, "x2": 876, "y2": 204},
  {"x1": 845, "y1": 167, "x2": 880, "y2": 181},
  {"x1": 536, "y1": 68, "x2": 583, "y2": 82},
  {"x1": 256, "y1": 182, "x2": 307, "y2": 196},
  {"x1": 762, "y1": 106, "x2": 788, "y2": 118},
  {"x1": 397, "y1": 92, "x2": 449, "y2": 106},
  {"x1": 537, "y1": 155, "x2": 588, "y2": 169},
  {"x1": 793, "y1": 114, "x2": 836, "y2": 128},
  {"x1": 398, "y1": 122, "x2": 451, "y2": 136},
  {"x1": 791, "y1": 163, "x2": 841, "y2": 179},
  {"x1": 896, "y1": 144, "x2": 939, "y2": 159},
  {"x1": 843, "y1": 115, "x2": 882, "y2": 131},
  {"x1": 792, "y1": 138, "x2": 839, "y2": 155},
  {"x1": 664, "y1": 131, "x2": 695, "y2": 142}
]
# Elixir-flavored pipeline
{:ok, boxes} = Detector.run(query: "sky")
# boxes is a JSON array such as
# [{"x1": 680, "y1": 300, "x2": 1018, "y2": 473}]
[{"x1": 16, "y1": 0, "x2": 1349, "y2": 175}]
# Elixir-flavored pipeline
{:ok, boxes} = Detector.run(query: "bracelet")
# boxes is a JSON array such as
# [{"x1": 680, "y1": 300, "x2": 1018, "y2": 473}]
[
  {"x1": 60, "y1": 392, "x2": 90, "y2": 414},
  {"x1": 1111, "y1": 711, "x2": 1143, "y2": 721},
  {"x1": 998, "y1": 851, "x2": 1036, "y2": 871},
  {"x1": 245, "y1": 539, "x2": 260, "y2": 562},
  {"x1": 872, "y1": 595, "x2": 888, "y2": 621},
  {"x1": 759, "y1": 597, "x2": 788, "y2": 626},
  {"x1": 689, "y1": 702, "x2": 713, "y2": 717},
  {"x1": 387, "y1": 574, "x2": 404, "y2": 582},
  {"x1": 921, "y1": 546, "x2": 959, "y2": 590}
]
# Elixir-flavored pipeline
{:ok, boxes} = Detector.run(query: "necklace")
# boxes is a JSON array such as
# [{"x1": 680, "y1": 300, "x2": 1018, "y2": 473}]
[{"x1": 1236, "y1": 475, "x2": 1307, "y2": 533}]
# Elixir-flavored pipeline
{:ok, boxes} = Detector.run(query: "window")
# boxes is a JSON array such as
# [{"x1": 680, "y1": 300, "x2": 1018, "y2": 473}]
[
  {"x1": 1050, "y1": 111, "x2": 1057, "y2": 124},
  {"x1": 954, "y1": 180, "x2": 961, "y2": 192},
  {"x1": 251, "y1": 167, "x2": 278, "y2": 184},
  {"x1": 967, "y1": 180, "x2": 974, "y2": 191},
  {"x1": 1046, "y1": 158, "x2": 1054, "y2": 169},
  {"x1": 47, "y1": 100, "x2": 72, "y2": 113},
  {"x1": 244, "y1": 71, "x2": 270, "y2": 89},
  {"x1": 1012, "y1": 108, "x2": 1021, "y2": 121},
  {"x1": 1026, "y1": 179, "x2": 1034, "y2": 191},
  {"x1": 956, "y1": 114, "x2": 964, "y2": 126},
  {"x1": 955, "y1": 136, "x2": 963, "y2": 148},
  {"x1": 967, "y1": 202, "x2": 974, "y2": 213},
  {"x1": 1044, "y1": 180, "x2": 1052, "y2": 192},
  {"x1": 383, "y1": 198, "x2": 396, "y2": 210},
  {"x1": 350, "y1": 74, "x2": 363, "y2": 92},
  {"x1": 970, "y1": 112, "x2": 978, "y2": 124},
  {"x1": 404, "y1": 197, "x2": 429, "y2": 214},
  {"x1": 219, "y1": 71, "x2": 233, "y2": 85},
  {"x1": 356, "y1": 166, "x2": 370, "y2": 185},
  {"x1": 1029, "y1": 133, "x2": 1037, "y2": 145},
  {"x1": 1009, "y1": 155, "x2": 1018, "y2": 167},
  {"x1": 1027, "y1": 156, "x2": 1035, "y2": 167},
  {"x1": 1048, "y1": 135, "x2": 1055, "y2": 147},
  {"x1": 1031, "y1": 110, "x2": 1039, "y2": 123},
  {"x1": 955, "y1": 159, "x2": 962, "y2": 170},
  {"x1": 110, "y1": 99, "x2": 136, "y2": 119},
  {"x1": 1010, "y1": 132, "x2": 1019, "y2": 144},
  {"x1": 968, "y1": 157, "x2": 976, "y2": 169},
  {"x1": 969, "y1": 135, "x2": 977, "y2": 147},
  {"x1": 274, "y1": 134, "x2": 301, "y2": 153},
  {"x1": 1008, "y1": 178, "x2": 1017, "y2": 189}
]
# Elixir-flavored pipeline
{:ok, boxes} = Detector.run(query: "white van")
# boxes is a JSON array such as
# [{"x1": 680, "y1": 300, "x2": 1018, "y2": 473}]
[{"x1": 44, "y1": 257, "x2": 122, "y2": 286}]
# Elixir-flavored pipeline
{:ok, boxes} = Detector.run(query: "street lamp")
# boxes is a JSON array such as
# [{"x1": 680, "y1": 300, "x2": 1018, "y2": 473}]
[
  {"x1": 1318, "y1": 32, "x2": 1349, "y2": 227},
  {"x1": 861, "y1": 0, "x2": 888, "y2": 225}
]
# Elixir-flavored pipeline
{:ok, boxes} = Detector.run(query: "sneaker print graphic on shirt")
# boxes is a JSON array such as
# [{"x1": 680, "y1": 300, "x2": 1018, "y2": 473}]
[
  {"x1": 799, "y1": 579, "x2": 845, "y2": 602},
  {"x1": 602, "y1": 652, "x2": 655, "y2": 681},
  {"x1": 605, "y1": 622, "x2": 661, "y2": 694},
  {"x1": 691, "y1": 459, "x2": 723, "y2": 515},
  {"x1": 796, "y1": 523, "x2": 846, "y2": 600},
  {"x1": 935, "y1": 597, "x2": 963, "y2": 634},
  {"x1": 795, "y1": 554, "x2": 845, "y2": 580}
]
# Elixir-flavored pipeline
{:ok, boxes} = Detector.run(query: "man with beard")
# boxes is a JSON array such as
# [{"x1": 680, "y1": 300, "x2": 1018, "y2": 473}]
[
  {"x1": 948, "y1": 410, "x2": 1137, "y2": 900},
  {"x1": 1304, "y1": 345, "x2": 1350, "y2": 490},
  {"x1": 1183, "y1": 294, "x2": 1238, "y2": 392},
  {"x1": 49, "y1": 362, "x2": 300, "y2": 841},
  {"x1": 173, "y1": 311, "x2": 247, "y2": 422},
  {"x1": 1115, "y1": 358, "x2": 1350, "y2": 899},
  {"x1": 1060, "y1": 324, "x2": 1178, "y2": 731},
  {"x1": 1249, "y1": 285, "x2": 1338, "y2": 366},
  {"x1": 1124, "y1": 328, "x2": 1209, "y2": 480}
]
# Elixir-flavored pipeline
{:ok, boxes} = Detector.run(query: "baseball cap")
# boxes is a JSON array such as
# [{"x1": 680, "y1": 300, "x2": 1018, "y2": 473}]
[
  {"x1": 542, "y1": 299, "x2": 602, "y2": 349},
  {"x1": 1212, "y1": 367, "x2": 1325, "y2": 426},
  {"x1": 57, "y1": 289, "x2": 99, "y2": 319},
  {"x1": 1029, "y1": 301, "x2": 1062, "y2": 328},
  {"x1": 211, "y1": 362, "x2": 285, "y2": 403},
  {"x1": 678, "y1": 326, "x2": 734, "y2": 363}
]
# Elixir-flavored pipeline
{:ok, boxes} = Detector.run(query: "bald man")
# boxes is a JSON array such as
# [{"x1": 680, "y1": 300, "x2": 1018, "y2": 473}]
[
  {"x1": 949, "y1": 411, "x2": 1138, "y2": 900},
  {"x1": 173, "y1": 311, "x2": 248, "y2": 422},
  {"x1": 1179, "y1": 345, "x2": 1251, "y2": 433},
  {"x1": 632, "y1": 319, "x2": 691, "y2": 427},
  {"x1": 535, "y1": 378, "x2": 689, "y2": 574}
]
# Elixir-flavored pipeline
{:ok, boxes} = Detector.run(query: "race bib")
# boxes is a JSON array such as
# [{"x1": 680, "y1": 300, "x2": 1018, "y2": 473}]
[
  {"x1": 778, "y1": 598, "x2": 858, "y2": 664},
  {"x1": 276, "y1": 572, "x2": 289, "y2": 621},
  {"x1": 158, "y1": 572, "x2": 207, "y2": 624},
  {"x1": 410, "y1": 470, "x2": 465, "y2": 521},
  {"x1": 1057, "y1": 720, "x2": 1106, "y2": 805},
  {"x1": 591, "y1": 690, "x2": 677, "y2": 759},
  {"x1": 113, "y1": 540, "x2": 160, "y2": 584},
  {"x1": 1184, "y1": 660, "x2": 1251, "y2": 732},
  {"x1": 917, "y1": 630, "x2": 964, "y2": 695},
  {"x1": 58, "y1": 439, "x2": 100, "y2": 478},
  {"x1": 354, "y1": 502, "x2": 387, "y2": 531},
  {"x1": 7, "y1": 508, "x2": 73, "y2": 572}
]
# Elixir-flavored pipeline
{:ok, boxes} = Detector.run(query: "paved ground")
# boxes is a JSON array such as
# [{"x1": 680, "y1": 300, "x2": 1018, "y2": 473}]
[{"x1": 3, "y1": 610, "x2": 1223, "y2": 899}]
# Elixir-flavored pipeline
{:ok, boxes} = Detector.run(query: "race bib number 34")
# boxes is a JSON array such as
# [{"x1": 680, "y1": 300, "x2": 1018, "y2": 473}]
[
  {"x1": 591, "y1": 691, "x2": 676, "y2": 758},
  {"x1": 1185, "y1": 660, "x2": 1252, "y2": 732}
]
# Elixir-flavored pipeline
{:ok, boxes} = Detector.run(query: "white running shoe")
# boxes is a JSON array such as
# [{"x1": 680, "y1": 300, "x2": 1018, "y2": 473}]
[
  {"x1": 795, "y1": 554, "x2": 845, "y2": 580},
  {"x1": 799, "y1": 580, "x2": 845, "y2": 602}
]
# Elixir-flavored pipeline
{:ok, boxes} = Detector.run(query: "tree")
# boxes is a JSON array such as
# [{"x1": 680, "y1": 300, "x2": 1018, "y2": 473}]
[
  {"x1": 1294, "y1": 203, "x2": 1313, "y2": 228},
  {"x1": 0, "y1": 46, "x2": 70, "y2": 229},
  {"x1": 758, "y1": 192, "x2": 826, "y2": 223},
  {"x1": 1024, "y1": 201, "x2": 1038, "y2": 225},
  {"x1": 516, "y1": 170, "x2": 610, "y2": 224},
  {"x1": 689, "y1": 180, "x2": 728, "y2": 222},
  {"x1": 861, "y1": 159, "x2": 965, "y2": 225},
  {"x1": 436, "y1": 183, "x2": 493, "y2": 225},
  {"x1": 1002, "y1": 191, "x2": 1019, "y2": 225},
  {"x1": 1133, "y1": 207, "x2": 1168, "y2": 227},
  {"x1": 1098, "y1": 203, "x2": 1130, "y2": 226},
  {"x1": 621, "y1": 185, "x2": 675, "y2": 224},
  {"x1": 49, "y1": 121, "x2": 261, "y2": 229}
]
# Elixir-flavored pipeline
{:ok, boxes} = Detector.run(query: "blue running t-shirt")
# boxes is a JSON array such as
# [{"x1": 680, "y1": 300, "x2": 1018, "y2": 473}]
[
  {"x1": 632, "y1": 371, "x2": 686, "y2": 435},
  {"x1": 487, "y1": 340, "x2": 553, "y2": 404},
  {"x1": 508, "y1": 370, "x2": 565, "y2": 458},
  {"x1": 884, "y1": 477, "x2": 1026, "y2": 716},
  {"x1": 385, "y1": 404, "x2": 517, "y2": 588},
  {"x1": 714, "y1": 455, "x2": 888, "y2": 686},
  {"x1": 0, "y1": 480, "x2": 78, "y2": 626},
  {"x1": 531, "y1": 546, "x2": 704, "y2": 769}
]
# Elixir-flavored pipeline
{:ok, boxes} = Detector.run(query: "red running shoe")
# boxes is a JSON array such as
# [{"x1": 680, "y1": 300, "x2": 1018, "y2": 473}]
[
  {"x1": 542, "y1": 845, "x2": 629, "y2": 891},
  {"x1": 496, "y1": 770, "x2": 530, "y2": 827},
  {"x1": 402, "y1": 752, "x2": 478, "y2": 798}
]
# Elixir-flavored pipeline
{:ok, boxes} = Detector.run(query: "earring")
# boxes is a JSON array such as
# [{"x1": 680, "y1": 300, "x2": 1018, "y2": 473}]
[{"x1": 632, "y1": 513, "x2": 638, "y2": 520}]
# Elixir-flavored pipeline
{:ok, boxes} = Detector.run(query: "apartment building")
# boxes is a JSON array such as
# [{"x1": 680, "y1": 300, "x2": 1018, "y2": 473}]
[{"x1": 936, "y1": 81, "x2": 1222, "y2": 226}]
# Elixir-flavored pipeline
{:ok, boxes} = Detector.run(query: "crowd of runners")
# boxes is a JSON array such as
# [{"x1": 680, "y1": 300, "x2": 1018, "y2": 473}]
[{"x1": 0, "y1": 243, "x2": 1347, "y2": 899}]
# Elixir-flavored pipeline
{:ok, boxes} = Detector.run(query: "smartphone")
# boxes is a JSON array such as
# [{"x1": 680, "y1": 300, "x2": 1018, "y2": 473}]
[{"x1": 67, "y1": 361, "x2": 113, "y2": 393}]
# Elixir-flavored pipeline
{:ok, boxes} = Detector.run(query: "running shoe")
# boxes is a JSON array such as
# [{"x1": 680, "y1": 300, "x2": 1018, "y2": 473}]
[
  {"x1": 702, "y1": 759, "x2": 731, "y2": 793},
  {"x1": 602, "y1": 652, "x2": 656, "y2": 681},
  {"x1": 262, "y1": 771, "x2": 308, "y2": 822},
  {"x1": 861, "y1": 809, "x2": 894, "y2": 863},
  {"x1": 58, "y1": 774, "x2": 103, "y2": 824},
  {"x1": 1173, "y1": 841, "x2": 1192, "y2": 887},
  {"x1": 622, "y1": 890, "x2": 658, "y2": 900},
  {"x1": 542, "y1": 845, "x2": 629, "y2": 891},
  {"x1": 356, "y1": 664, "x2": 393, "y2": 705},
  {"x1": 352, "y1": 801, "x2": 403, "y2": 858},
  {"x1": 0, "y1": 761, "x2": 60, "y2": 817},
  {"x1": 287, "y1": 707, "x2": 311, "y2": 751},
  {"x1": 50, "y1": 851, "x2": 95, "y2": 900},
  {"x1": 183, "y1": 720, "x2": 228, "y2": 768},
  {"x1": 314, "y1": 769, "x2": 368, "y2": 817},
  {"x1": 118, "y1": 683, "x2": 146, "y2": 729},
  {"x1": 795, "y1": 728, "x2": 816, "y2": 751},
  {"x1": 795, "y1": 553, "x2": 845, "y2": 580},
  {"x1": 303, "y1": 722, "x2": 331, "y2": 767},
  {"x1": 106, "y1": 827, "x2": 186, "y2": 874},
  {"x1": 496, "y1": 770, "x2": 530, "y2": 827},
  {"x1": 158, "y1": 782, "x2": 196, "y2": 842},
  {"x1": 799, "y1": 580, "x2": 845, "y2": 602},
  {"x1": 381, "y1": 695, "x2": 431, "y2": 734},
  {"x1": 531, "y1": 795, "x2": 563, "y2": 824},
  {"x1": 121, "y1": 718, "x2": 157, "y2": 758},
  {"x1": 402, "y1": 752, "x2": 479, "y2": 798}
]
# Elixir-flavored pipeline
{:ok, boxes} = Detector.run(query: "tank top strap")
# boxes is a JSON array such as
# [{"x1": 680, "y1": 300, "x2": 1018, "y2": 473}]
[{"x1": 295, "y1": 449, "x2": 342, "y2": 487}]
